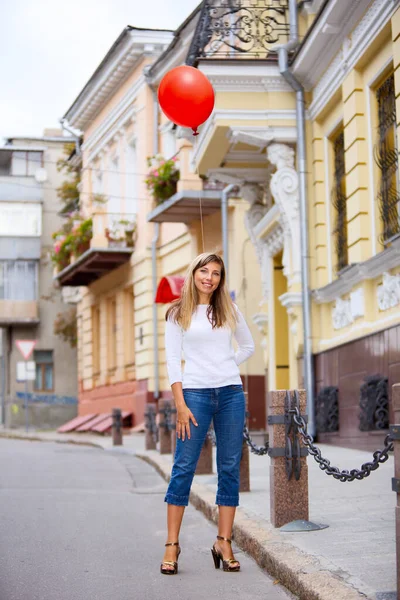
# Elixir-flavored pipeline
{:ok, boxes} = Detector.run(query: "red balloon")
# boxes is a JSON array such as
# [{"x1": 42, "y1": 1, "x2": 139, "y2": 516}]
[{"x1": 158, "y1": 65, "x2": 215, "y2": 135}]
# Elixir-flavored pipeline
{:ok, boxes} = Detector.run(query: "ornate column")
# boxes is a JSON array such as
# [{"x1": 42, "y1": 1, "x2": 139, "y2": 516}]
[
  {"x1": 267, "y1": 143, "x2": 301, "y2": 285},
  {"x1": 241, "y1": 182, "x2": 272, "y2": 302}
]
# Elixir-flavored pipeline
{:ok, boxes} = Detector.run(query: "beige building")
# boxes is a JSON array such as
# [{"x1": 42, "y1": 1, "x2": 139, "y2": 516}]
[
  {"x1": 0, "y1": 129, "x2": 78, "y2": 428},
  {"x1": 58, "y1": 0, "x2": 400, "y2": 449}
]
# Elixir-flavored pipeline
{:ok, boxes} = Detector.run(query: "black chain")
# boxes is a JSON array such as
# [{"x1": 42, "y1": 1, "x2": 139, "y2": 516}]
[
  {"x1": 291, "y1": 401, "x2": 393, "y2": 482},
  {"x1": 243, "y1": 426, "x2": 269, "y2": 455},
  {"x1": 207, "y1": 426, "x2": 269, "y2": 455}
]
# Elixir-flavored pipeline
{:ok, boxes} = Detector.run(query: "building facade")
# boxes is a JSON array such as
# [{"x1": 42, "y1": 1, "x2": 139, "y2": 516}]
[
  {"x1": 0, "y1": 129, "x2": 78, "y2": 428},
  {"x1": 58, "y1": 0, "x2": 400, "y2": 449}
]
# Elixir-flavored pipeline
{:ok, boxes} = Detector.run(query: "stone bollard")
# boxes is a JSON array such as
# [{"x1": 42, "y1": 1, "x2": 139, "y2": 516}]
[
  {"x1": 239, "y1": 440, "x2": 250, "y2": 492},
  {"x1": 144, "y1": 402, "x2": 157, "y2": 450},
  {"x1": 268, "y1": 389, "x2": 309, "y2": 528},
  {"x1": 112, "y1": 408, "x2": 123, "y2": 446},
  {"x1": 158, "y1": 399, "x2": 173, "y2": 455},
  {"x1": 195, "y1": 436, "x2": 213, "y2": 475},
  {"x1": 240, "y1": 392, "x2": 250, "y2": 492},
  {"x1": 391, "y1": 383, "x2": 400, "y2": 599}
]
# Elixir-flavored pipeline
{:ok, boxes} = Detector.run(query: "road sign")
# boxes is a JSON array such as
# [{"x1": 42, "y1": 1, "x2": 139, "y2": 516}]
[
  {"x1": 17, "y1": 361, "x2": 36, "y2": 382},
  {"x1": 15, "y1": 340, "x2": 37, "y2": 361}
]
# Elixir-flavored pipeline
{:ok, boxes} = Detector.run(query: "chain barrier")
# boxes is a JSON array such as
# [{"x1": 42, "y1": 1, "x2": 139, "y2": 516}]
[
  {"x1": 290, "y1": 389, "x2": 394, "y2": 482},
  {"x1": 243, "y1": 426, "x2": 269, "y2": 455}
]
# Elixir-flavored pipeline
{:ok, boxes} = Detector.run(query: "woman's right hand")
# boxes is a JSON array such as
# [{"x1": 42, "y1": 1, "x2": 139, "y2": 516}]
[{"x1": 176, "y1": 404, "x2": 198, "y2": 441}]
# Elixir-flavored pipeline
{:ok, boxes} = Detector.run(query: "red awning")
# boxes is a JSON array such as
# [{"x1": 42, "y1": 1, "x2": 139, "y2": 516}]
[{"x1": 155, "y1": 276, "x2": 185, "y2": 304}]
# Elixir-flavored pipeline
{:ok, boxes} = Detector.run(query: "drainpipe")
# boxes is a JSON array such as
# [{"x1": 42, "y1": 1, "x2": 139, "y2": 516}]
[
  {"x1": 276, "y1": 0, "x2": 315, "y2": 436},
  {"x1": 59, "y1": 118, "x2": 81, "y2": 156},
  {"x1": 150, "y1": 86, "x2": 160, "y2": 400},
  {"x1": 221, "y1": 183, "x2": 235, "y2": 287}
]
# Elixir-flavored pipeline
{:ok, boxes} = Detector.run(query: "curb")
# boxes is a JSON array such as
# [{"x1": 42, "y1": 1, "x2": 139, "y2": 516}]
[
  {"x1": 136, "y1": 450, "x2": 375, "y2": 600},
  {"x1": 0, "y1": 430, "x2": 102, "y2": 449}
]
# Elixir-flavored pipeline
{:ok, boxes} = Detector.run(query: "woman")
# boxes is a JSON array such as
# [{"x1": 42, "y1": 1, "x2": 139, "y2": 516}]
[{"x1": 160, "y1": 252, "x2": 255, "y2": 575}]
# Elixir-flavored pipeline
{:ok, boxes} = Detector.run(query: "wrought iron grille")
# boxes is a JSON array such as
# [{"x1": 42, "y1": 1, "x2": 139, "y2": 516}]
[
  {"x1": 374, "y1": 73, "x2": 400, "y2": 244},
  {"x1": 315, "y1": 386, "x2": 339, "y2": 434},
  {"x1": 186, "y1": 0, "x2": 290, "y2": 65},
  {"x1": 331, "y1": 131, "x2": 348, "y2": 272},
  {"x1": 359, "y1": 374, "x2": 389, "y2": 432}
]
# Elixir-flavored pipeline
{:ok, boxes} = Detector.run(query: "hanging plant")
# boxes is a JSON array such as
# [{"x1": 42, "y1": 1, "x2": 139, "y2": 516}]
[
  {"x1": 53, "y1": 307, "x2": 77, "y2": 348},
  {"x1": 145, "y1": 154, "x2": 179, "y2": 204}
]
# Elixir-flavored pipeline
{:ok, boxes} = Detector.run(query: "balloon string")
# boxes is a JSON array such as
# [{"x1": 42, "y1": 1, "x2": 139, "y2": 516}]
[{"x1": 193, "y1": 134, "x2": 205, "y2": 253}]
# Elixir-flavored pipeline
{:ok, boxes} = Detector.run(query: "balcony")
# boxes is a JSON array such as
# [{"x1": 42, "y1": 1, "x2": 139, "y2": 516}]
[
  {"x1": 0, "y1": 300, "x2": 39, "y2": 326},
  {"x1": 55, "y1": 212, "x2": 135, "y2": 287},
  {"x1": 0, "y1": 176, "x2": 43, "y2": 202},
  {"x1": 147, "y1": 188, "x2": 223, "y2": 225}
]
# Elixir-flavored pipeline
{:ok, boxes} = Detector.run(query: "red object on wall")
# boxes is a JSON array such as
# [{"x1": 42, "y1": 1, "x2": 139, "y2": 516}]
[{"x1": 155, "y1": 276, "x2": 185, "y2": 304}]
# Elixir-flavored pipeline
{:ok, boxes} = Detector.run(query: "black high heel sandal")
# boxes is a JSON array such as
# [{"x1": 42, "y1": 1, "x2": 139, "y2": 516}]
[
  {"x1": 160, "y1": 541, "x2": 181, "y2": 575},
  {"x1": 211, "y1": 535, "x2": 240, "y2": 572}
]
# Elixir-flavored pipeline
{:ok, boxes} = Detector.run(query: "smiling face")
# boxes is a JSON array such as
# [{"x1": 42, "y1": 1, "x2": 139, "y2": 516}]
[{"x1": 194, "y1": 260, "x2": 222, "y2": 303}]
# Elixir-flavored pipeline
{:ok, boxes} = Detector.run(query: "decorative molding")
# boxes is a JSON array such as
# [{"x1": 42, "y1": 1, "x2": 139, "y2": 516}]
[
  {"x1": 350, "y1": 287, "x2": 365, "y2": 320},
  {"x1": 207, "y1": 167, "x2": 269, "y2": 185},
  {"x1": 332, "y1": 297, "x2": 354, "y2": 330},
  {"x1": 268, "y1": 143, "x2": 300, "y2": 283},
  {"x1": 279, "y1": 292, "x2": 302, "y2": 311},
  {"x1": 377, "y1": 272, "x2": 400, "y2": 311},
  {"x1": 65, "y1": 29, "x2": 173, "y2": 130},
  {"x1": 198, "y1": 63, "x2": 292, "y2": 93},
  {"x1": 82, "y1": 74, "x2": 144, "y2": 155},
  {"x1": 307, "y1": 0, "x2": 398, "y2": 120},
  {"x1": 264, "y1": 223, "x2": 284, "y2": 257},
  {"x1": 193, "y1": 109, "x2": 299, "y2": 167},
  {"x1": 319, "y1": 309, "x2": 400, "y2": 348},
  {"x1": 242, "y1": 182, "x2": 271, "y2": 301},
  {"x1": 313, "y1": 237, "x2": 400, "y2": 304}
]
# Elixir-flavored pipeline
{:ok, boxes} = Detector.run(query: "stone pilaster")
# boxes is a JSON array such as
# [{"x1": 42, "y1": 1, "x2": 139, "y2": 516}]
[
  {"x1": 392, "y1": 7, "x2": 400, "y2": 154},
  {"x1": 342, "y1": 70, "x2": 371, "y2": 264},
  {"x1": 311, "y1": 121, "x2": 329, "y2": 288}
]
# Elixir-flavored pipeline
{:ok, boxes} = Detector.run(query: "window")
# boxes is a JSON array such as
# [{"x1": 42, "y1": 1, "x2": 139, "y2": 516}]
[
  {"x1": 125, "y1": 138, "x2": 138, "y2": 215},
  {"x1": 0, "y1": 261, "x2": 37, "y2": 300},
  {"x1": 375, "y1": 72, "x2": 399, "y2": 243},
  {"x1": 123, "y1": 288, "x2": 135, "y2": 367},
  {"x1": 331, "y1": 129, "x2": 348, "y2": 272},
  {"x1": 34, "y1": 350, "x2": 54, "y2": 392},
  {"x1": 107, "y1": 298, "x2": 117, "y2": 371},
  {"x1": 11, "y1": 151, "x2": 43, "y2": 176},
  {"x1": 107, "y1": 154, "x2": 121, "y2": 215},
  {"x1": 91, "y1": 305, "x2": 100, "y2": 376}
]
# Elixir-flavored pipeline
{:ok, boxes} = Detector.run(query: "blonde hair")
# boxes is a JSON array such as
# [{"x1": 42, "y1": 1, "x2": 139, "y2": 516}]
[{"x1": 165, "y1": 253, "x2": 238, "y2": 330}]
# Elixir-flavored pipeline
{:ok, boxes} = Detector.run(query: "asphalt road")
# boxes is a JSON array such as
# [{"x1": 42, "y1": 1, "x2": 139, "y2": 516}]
[{"x1": 0, "y1": 438, "x2": 296, "y2": 600}]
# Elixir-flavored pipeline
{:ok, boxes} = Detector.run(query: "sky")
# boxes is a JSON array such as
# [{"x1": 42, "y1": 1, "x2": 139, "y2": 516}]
[{"x1": 0, "y1": 0, "x2": 200, "y2": 142}]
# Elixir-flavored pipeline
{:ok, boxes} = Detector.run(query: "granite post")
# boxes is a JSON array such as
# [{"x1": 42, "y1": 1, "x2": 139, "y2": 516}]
[
  {"x1": 268, "y1": 389, "x2": 309, "y2": 528},
  {"x1": 112, "y1": 408, "x2": 123, "y2": 446},
  {"x1": 158, "y1": 399, "x2": 172, "y2": 455},
  {"x1": 145, "y1": 402, "x2": 157, "y2": 450},
  {"x1": 195, "y1": 436, "x2": 213, "y2": 474},
  {"x1": 392, "y1": 383, "x2": 400, "y2": 599},
  {"x1": 240, "y1": 391, "x2": 250, "y2": 492}
]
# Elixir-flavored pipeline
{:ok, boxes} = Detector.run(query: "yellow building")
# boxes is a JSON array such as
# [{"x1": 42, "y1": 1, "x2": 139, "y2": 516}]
[{"x1": 57, "y1": 1, "x2": 400, "y2": 449}]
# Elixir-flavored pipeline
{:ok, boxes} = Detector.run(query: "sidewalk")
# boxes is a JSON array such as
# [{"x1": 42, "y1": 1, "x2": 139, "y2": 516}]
[{"x1": 1, "y1": 426, "x2": 395, "y2": 600}]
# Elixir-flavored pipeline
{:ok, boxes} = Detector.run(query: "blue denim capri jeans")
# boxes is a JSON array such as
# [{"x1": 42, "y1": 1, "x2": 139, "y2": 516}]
[{"x1": 164, "y1": 384, "x2": 246, "y2": 507}]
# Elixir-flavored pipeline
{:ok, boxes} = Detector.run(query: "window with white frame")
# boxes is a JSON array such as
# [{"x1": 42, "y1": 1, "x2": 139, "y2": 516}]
[
  {"x1": 0, "y1": 261, "x2": 37, "y2": 301},
  {"x1": 107, "y1": 154, "x2": 121, "y2": 215},
  {"x1": 160, "y1": 123, "x2": 176, "y2": 159},
  {"x1": 125, "y1": 137, "x2": 138, "y2": 215},
  {"x1": 11, "y1": 151, "x2": 43, "y2": 176}
]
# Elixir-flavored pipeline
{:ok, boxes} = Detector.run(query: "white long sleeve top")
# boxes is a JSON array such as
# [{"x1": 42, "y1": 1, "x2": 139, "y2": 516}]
[{"x1": 165, "y1": 304, "x2": 255, "y2": 388}]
